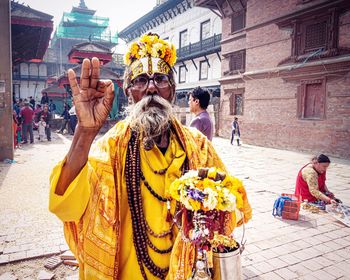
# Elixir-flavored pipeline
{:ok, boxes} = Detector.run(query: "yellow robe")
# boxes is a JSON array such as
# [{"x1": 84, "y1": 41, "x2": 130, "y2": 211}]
[{"x1": 49, "y1": 118, "x2": 252, "y2": 279}]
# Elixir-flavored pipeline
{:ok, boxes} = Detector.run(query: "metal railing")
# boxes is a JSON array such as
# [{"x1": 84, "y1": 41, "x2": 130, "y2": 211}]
[{"x1": 177, "y1": 34, "x2": 221, "y2": 61}]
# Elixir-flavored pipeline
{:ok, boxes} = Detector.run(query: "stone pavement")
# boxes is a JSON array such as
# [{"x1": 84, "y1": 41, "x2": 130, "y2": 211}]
[
  {"x1": 213, "y1": 137, "x2": 350, "y2": 280},
  {"x1": 0, "y1": 133, "x2": 349, "y2": 279}
]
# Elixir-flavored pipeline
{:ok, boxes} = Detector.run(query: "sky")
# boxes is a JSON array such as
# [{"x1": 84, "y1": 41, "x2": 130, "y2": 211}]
[{"x1": 22, "y1": 0, "x2": 156, "y2": 51}]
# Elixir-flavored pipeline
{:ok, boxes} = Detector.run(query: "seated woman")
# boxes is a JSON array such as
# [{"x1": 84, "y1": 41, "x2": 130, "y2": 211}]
[{"x1": 295, "y1": 154, "x2": 336, "y2": 204}]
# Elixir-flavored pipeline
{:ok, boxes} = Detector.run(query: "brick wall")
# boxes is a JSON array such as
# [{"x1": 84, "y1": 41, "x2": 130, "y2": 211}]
[{"x1": 218, "y1": 0, "x2": 350, "y2": 158}]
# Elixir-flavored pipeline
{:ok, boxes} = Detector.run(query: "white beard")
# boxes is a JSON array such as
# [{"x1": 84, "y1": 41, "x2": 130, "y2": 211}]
[{"x1": 126, "y1": 94, "x2": 173, "y2": 139}]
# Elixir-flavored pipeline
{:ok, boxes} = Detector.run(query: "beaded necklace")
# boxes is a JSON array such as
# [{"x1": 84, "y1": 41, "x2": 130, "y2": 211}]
[
  {"x1": 142, "y1": 133, "x2": 177, "y2": 175},
  {"x1": 125, "y1": 131, "x2": 172, "y2": 279}
]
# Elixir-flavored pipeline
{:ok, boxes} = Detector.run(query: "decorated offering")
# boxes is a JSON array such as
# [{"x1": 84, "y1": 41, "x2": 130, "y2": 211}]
[{"x1": 169, "y1": 167, "x2": 247, "y2": 279}]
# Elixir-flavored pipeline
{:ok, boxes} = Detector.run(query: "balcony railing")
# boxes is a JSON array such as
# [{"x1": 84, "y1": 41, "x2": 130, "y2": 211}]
[
  {"x1": 177, "y1": 34, "x2": 221, "y2": 61},
  {"x1": 12, "y1": 74, "x2": 48, "y2": 81}
]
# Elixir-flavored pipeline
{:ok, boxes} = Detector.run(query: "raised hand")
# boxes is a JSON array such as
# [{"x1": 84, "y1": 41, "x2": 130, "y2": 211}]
[{"x1": 68, "y1": 57, "x2": 115, "y2": 130}]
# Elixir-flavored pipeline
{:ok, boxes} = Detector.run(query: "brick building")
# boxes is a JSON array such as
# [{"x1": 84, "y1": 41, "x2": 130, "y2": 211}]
[{"x1": 195, "y1": 0, "x2": 350, "y2": 158}]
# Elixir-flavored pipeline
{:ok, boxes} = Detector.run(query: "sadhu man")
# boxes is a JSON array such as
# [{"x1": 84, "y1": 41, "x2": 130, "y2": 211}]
[{"x1": 49, "y1": 33, "x2": 252, "y2": 279}]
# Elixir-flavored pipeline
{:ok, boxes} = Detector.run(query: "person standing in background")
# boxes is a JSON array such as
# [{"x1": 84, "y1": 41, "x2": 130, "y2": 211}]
[
  {"x1": 68, "y1": 103, "x2": 77, "y2": 135},
  {"x1": 40, "y1": 92, "x2": 49, "y2": 105},
  {"x1": 230, "y1": 117, "x2": 241, "y2": 146},
  {"x1": 49, "y1": 99, "x2": 57, "y2": 118},
  {"x1": 188, "y1": 86, "x2": 213, "y2": 141},
  {"x1": 29, "y1": 96, "x2": 35, "y2": 109},
  {"x1": 19, "y1": 102, "x2": 34, "y2": 144}
]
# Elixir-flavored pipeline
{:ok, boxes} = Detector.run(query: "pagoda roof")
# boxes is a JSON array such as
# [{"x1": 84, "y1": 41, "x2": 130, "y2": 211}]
[
  {"x1": 41, "y1": 84, "x2": 68, "y2": 97},
  {"x1": 11, "y1": 1, "x2": 53, "y2": 63},
  {"x1": 68, "y1": 42, "x2": 113, "y2": 64},
  {"x1": 69, "y1": 41, "x2": 112, "y2": 54}
]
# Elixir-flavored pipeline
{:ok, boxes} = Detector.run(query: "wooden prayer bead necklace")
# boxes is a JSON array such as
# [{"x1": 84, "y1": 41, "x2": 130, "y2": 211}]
[
  {"x1": 144, "y1": 156, "x2": 168, "y2": 175},
  {"x1": 140, "y1": 171, "x2": 168, "y2": 202},
  {"x1": 125, "y1": 132, "x2": 171, "y2": 279}
]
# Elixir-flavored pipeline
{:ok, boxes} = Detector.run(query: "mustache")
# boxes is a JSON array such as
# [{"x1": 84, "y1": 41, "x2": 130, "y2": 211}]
[
  {"x1": 135, "y1": 94, "x2": 171, "y2": 112},
  {"x1": 126, "y1": 94, "x2": 173, "y2": 138}
]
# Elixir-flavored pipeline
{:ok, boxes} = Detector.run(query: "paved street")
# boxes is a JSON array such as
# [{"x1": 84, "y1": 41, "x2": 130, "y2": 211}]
[{"x1": 0, "y1": 133, "x2": 349, "y2": 279}]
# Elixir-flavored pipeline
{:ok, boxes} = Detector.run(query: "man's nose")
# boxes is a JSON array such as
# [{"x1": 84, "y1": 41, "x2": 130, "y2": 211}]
[{"x1": 146, "y1": 79, "x2": 158, "y2": 95}]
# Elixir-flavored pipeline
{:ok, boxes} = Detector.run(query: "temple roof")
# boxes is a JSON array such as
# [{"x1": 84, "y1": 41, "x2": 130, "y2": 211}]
[
  {"x1": 67, "y1": 42, "x2": 113, "y2": 64},
  {"x1": 70, "y1": 41, "x2": 112, "y2": 53},
  {"x1": 11, "y1": 1, "x2": 53, "y2": 63}
]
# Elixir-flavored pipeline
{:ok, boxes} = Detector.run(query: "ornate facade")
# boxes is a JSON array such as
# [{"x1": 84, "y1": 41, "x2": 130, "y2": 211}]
[{"x1": 195, "y1": 0, "x2": 350, "y2": 158}]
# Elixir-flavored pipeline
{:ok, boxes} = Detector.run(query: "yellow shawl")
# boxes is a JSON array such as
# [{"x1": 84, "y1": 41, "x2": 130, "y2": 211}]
[{"x1": 49, "y1": 118, "x2": 252, "y2": 279}]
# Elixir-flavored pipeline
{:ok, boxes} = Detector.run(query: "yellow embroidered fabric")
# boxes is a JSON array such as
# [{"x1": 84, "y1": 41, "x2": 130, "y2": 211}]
[{"x1": 49, "y1": 118, "x2": 252, "y2": 279}]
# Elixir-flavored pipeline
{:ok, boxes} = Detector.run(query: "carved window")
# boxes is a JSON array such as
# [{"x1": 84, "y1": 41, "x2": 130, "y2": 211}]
[
  {"x1": 229, "y1": 89, "x2": 244, "y2": 115},
  {"x1": 229, "y1": 50, "x2": 246, "y2": 73},
  {"x1": 231, "y1": 10, "x2": 246, "y2": 33},
  {"x1": 277, "y1": 6, "x2": 345, "y2": 64},
  {"x1": 298, "y1": 78, "x2": 326, "y2": 120},
  {"x1": 199, "y1": 60, "x2": 208, "y2": 80},
  {"x1": 298, "y1": 18, "x2": 329, "y2": 56},
  {"x1": 179, "y1": 65, "x2": 186, "y2": 84},
  {"x1": 293, "y1": 13, "x2": 338, "y2": 60}
]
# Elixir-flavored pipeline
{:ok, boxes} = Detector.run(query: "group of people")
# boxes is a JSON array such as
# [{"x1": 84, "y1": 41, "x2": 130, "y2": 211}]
[
  {"x1": 48, "y1": 33, "x2": 337, "y2": 280},
  {"x1": 12, "y1": 96, "x2": 53, "y2": 146},
  {"x1": 12, "y1": 93, "x2": 79, "y2": 147}
]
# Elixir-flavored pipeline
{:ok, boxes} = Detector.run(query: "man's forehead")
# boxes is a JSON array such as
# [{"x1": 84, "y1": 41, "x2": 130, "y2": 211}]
[{"x1": 129, "y1": 57, "x2": 171, "y2": 81}]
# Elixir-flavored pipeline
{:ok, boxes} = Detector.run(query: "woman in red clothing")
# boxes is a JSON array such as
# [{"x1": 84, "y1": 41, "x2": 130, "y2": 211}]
[{"x1": 295, "y1": 154, "x2": 337, "y2": 204}]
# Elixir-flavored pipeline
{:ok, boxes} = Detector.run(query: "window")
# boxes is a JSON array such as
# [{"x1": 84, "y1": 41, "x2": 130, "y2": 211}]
[
  {"x1": 200, "y1": 20, "x2": 210, "y2": 41},
  {"x1": 199, "y1": 60, "x2": 208, "y2": 80},
  {"x1": 231, "y1": 10, "x2": 246, "y2": 33},
  {"x1": 300, "y1": 19, "x2": 328, "y2": 55},
  {"x1": 298, "y1": 78, "x2": 326, "y2": 119},
  {"x1": 277, "y1": 10, "x2": 341, "y2": 62},
  {"x1": 229, "y1": 50, "x2": 245, "y2": 73},
  {"x1": 179, "y1": 30, "x2": 188, "y2": 48},
  {"x1": 229, "y1": 90, "x2": 244, "y2": 115},
  {"x1": 13, "y1": 84, "x2": 20, "y2": 99},
  {"x1": 179, "y1": 65, "x2": 186, "y2": 83}
]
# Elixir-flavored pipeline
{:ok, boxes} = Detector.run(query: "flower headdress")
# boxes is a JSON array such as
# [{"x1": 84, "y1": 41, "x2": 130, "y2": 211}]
[
  {"x1": 123, "y1": 33, "x2": 177, "y2": 93},
  {"x1": 124, "y1": 33, "x2": 177, "y2": 67}
]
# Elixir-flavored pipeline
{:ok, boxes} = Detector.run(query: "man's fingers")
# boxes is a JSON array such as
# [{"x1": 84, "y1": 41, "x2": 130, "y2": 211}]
[
  {"x1": 104, "y1": 81, "x2": 115, "y2": 105},
  {"x1": 68, "y1": 69, "x2": 80, "y2": 97},
  {"x1": 80, "y1": 59, "x2": 91, "y2": 90},
  {"x1": 96, "y1": 80, "x2": 112, "y2": 92},
  {"x1": 90, "y1": 57, "x2": 100, "y2": 89}
]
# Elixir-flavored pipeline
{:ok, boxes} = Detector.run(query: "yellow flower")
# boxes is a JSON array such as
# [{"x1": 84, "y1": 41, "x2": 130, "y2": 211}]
[{"x1": 125, "y1": 33, "x2": 177, "y2": 66}]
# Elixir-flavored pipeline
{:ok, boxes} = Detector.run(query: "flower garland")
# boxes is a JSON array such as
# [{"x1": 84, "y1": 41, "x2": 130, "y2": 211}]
[
  {"x1": 124, "y1": 33, "x2": 177, "y2": 67},
  {"x1": 169, "y1": 167, "x2": 244, "y2": 212}
]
